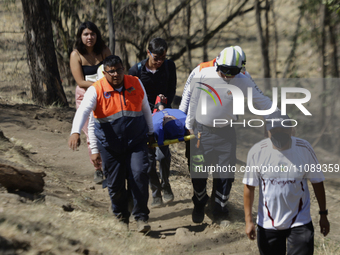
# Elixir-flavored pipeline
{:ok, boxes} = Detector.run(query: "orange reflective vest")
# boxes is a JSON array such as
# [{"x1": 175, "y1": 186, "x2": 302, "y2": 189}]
[
  {"x1": 199, "y1": 58, "x2": 216, "y2": 72},
  {"x1": 93, "y1": 75, "x2": 144, "y2": 120},
  {"x1": 92, "y1": 75, "x2": 148, "y2": 152}
]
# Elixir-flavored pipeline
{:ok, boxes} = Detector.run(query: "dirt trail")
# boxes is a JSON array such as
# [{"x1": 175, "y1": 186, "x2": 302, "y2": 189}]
[
  {"x1": 0, "y1": 100, "x2": 258, "y2": 254},
  {"x1": 1, "y1": 1, "x2": 339, "y2": 253},
  {"x1": 0, "y1": 99, "x2": 339, "y2": 255}
]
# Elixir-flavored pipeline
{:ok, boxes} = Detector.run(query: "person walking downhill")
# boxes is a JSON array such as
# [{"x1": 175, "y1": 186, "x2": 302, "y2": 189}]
[
  {"x1": 69, "y1": 55, "x2": 154, "y2": 233},
  {"x1": 129, "y1": 38, "x2": 177, "y2": 208},
  {"x1": 243, "y1": 111, "x2": 330, "y2": 255},
  {"x1": 69, "y1": 21, "x2": 111, "y2": 184},
  {"x1": 187, "y1": 47, "x2": 276, "y2": 225},
  {"x1": 179, "y1": 45, "x2": 252, "y2": 171}
]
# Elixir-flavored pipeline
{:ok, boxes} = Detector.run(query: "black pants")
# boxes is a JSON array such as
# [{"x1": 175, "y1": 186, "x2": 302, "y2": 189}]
[
  {"x1": 148, "y1": 146, "x2": 171, "y2": 198},
  {"x1": 191, "y1": 122, "x2": 236, "y2": 216},
  {"x1": 257, "y1": 222, "x2": 314, "y2": 255}
]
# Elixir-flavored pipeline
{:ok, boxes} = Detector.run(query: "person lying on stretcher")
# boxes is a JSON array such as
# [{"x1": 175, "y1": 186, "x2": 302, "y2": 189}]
[{"x1": 152, "y1": 95, "x2": 190, "y2": 147}]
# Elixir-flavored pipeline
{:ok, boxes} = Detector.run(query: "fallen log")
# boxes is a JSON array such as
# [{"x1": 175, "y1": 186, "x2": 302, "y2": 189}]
[{"x1": 0, "y1": 164, "x2": 46, "y2": 193}]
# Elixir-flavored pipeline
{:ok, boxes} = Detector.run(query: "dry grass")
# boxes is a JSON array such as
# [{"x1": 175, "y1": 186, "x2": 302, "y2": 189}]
[
  {"x1": 1, "y1": 1, "x2": 340, "y2": 255},
  {"x1": 9, "y1": 137, "x2": 33, "y2": 151},
  {"x1": 315, "y1": 236, "x2": 340, "y2": 255}
]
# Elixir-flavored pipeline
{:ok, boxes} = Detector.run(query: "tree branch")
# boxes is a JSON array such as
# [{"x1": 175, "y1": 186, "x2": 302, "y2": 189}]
[{"x1": 170, "y1": 0, "x2": 250, "y2": 61}]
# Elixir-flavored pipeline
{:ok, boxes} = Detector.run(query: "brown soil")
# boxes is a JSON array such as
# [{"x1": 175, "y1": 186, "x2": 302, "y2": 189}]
[
  {"x1": 1, "y1": 1, "x2": 340, "y2": 254},
  {"x1": 1, "y1": 87, "x2": 339, "y2": 255}
]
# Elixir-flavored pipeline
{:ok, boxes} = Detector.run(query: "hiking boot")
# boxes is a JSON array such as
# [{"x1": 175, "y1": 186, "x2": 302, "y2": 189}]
[
  {"x1": 192, "y1": 205, "x2": 205, "y2": 223},
  {"x1": 162, "y1": 187, "x2": 174, "y2": 204},
  {"x1": 213, "y1": 209, "x2": 230, "y2": 226},
  {"x1": 136, "y1": 220, "x2": 151, "y2": 233},
  {"x1": 94, "y1": 170, "x2": 104, "y2": 184},
  {"x1": 151, "y1": 197, "x2": 163, "y2": 208}
]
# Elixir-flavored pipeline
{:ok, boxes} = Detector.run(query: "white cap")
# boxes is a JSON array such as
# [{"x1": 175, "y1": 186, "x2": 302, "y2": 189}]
[
  {"x1": 215, "y1": 47, "x2": 242, "y2": 68},
  {"x1": 233, "y1": 46, "x2": 246, "y2": 65}
]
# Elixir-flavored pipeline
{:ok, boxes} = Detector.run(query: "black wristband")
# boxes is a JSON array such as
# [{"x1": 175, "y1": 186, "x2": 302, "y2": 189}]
[{"x1": 319, "y1": 209, "x2": 328, "y2": 215}]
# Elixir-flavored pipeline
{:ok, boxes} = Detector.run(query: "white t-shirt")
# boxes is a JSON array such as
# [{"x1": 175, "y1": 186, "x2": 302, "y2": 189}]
[{"x1": 243, "y1": 137, "x2": 325, "y2": 230}]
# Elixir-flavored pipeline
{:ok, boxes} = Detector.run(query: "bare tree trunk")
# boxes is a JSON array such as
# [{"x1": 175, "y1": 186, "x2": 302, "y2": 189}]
[
  {"x1": 201, "y1": 0, "x2": 208, "y2": 62},
  {"x1": 282, "y1": 14, "x2": 302, "y2": 78},
  {"x1": 21, "y1": 0, "x2": 68, "y2": 107},
  {"x1": 320, "y1": 4, "x2": 327, "y2": 125},
  {"x1": 270, "y1": 0, "x2": 278, "y2": 79},
  {"x1": 255, "y1": 0, "x2": 271, "y2": 91},
  {"x1": 186, "y1": 3, "x2": 192, "y2": 71},
  {"x1": 329, "y1": 22, "x2": 339, "y2": 78},
  {"x1": 106, "y1": 0, "x2": 115, "y2": 54},
  {"x1": 264, "y1": 0, "x2": 270, "y2": 51},
  {"x1": 328, "y1": 12, "x2": 340, "y2": 153},
  {"x1": 119, "y1": 42, "x2": 130, "y2": 71}
]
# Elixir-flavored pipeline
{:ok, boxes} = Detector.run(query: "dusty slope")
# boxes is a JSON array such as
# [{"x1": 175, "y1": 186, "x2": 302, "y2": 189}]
[
  {"x1": 0, "y1": 98, "x2": 258, "y2": 254},
  {"x1": 1, "y1": 1, "x2": 340, "y2": 254},
  {"x1": 0, "y1": 97, "x2": 339, "y2": 255}
]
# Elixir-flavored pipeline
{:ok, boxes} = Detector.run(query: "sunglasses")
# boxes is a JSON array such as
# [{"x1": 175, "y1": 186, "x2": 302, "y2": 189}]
[
  {"x1": 149, "y1": 51, "x2": 167, "y2": 62},
  {"x1": 104, "y1": 68, "x2": 124, "y2": 75},
  {"x1": 216, "y1": 65, "x2": 241, "y2": 76}
]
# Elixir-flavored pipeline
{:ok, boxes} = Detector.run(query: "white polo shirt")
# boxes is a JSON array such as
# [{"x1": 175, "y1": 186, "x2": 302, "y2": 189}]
[{"x1": 243, "y1": 137, "x2": 325, "y2": 230}]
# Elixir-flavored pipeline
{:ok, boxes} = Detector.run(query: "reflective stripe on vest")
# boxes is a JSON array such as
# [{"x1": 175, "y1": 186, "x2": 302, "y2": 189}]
[
  {"x1": 92, "y1": 75, "x2": 144, "y2": 120},
  {"x1": 94, "y1": 110, "x2": 143, "y2": 123}
]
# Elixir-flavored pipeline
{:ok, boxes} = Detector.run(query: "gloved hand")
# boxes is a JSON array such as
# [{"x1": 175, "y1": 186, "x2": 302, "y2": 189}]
[{"x1": 148, "y1": 133, "x2": 156, "y2": 148}]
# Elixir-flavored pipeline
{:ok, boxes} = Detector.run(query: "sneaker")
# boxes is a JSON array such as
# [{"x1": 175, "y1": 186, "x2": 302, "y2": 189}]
[
  {"x1": 192, "y1": 205, "x2": 205, "y2": 223},
  {"x1": 108, "y1": 206, "x2": 129, "y2": 230},
  {"x1": 162, "y1": 187, "x2": 174, "y2": 204},
  {"x1": 136, "y1": 220, "x2": 151, "y2": 233},
  {"x1": 94, "y1": 170, "x2": 104, "y2": 184},
  {"x1": 151, "y1": 197, "x2": 163, "y2": 208},
  {"x1": 117, "y1": 221, "x2": 129, "y2": 231},
  {"x1": 117, "y1": 216, "x2": 129, "y2": 231}
]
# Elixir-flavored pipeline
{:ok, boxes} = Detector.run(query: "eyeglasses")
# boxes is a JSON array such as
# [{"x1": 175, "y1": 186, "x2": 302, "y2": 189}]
[
  {"x1": 104, "y1": 68, "x2": 124, "y2": 75},
  {"x1": 216, "y1": 65, "x2": 241, "y2": 76},
  {"x1": 149, "y1": 51, "x2": 167, "y2": 62}
]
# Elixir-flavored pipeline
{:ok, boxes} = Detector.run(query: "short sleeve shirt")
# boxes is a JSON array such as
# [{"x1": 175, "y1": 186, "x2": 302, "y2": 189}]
[{"x1": 243, "y1": 137, "x2": 325, "y2": 230}]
